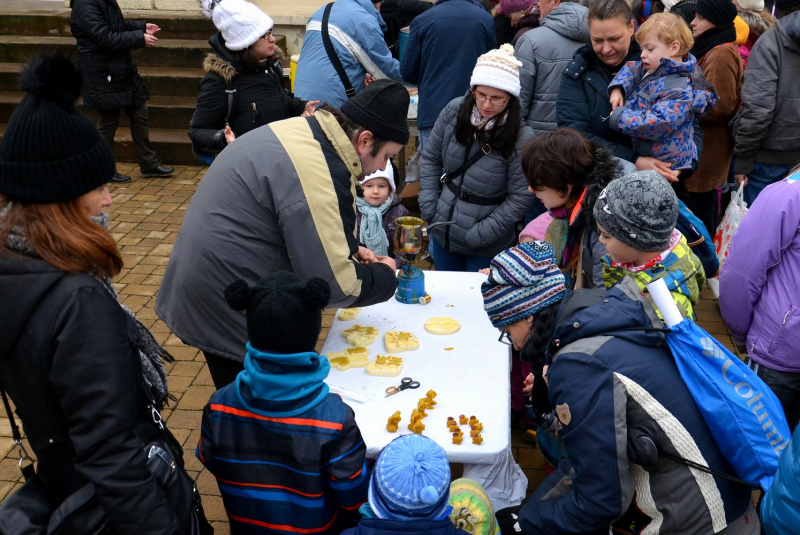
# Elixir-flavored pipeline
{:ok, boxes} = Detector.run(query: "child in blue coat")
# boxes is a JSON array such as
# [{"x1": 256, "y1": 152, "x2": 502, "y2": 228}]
[{"x1": 608, "y1": 12, "x2": 716, "y2": 171}]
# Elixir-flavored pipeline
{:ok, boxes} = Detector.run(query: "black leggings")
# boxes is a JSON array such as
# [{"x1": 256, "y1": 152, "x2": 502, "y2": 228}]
[{"x1": 203, "y1": 351, "x2": 245, "y2": 390}]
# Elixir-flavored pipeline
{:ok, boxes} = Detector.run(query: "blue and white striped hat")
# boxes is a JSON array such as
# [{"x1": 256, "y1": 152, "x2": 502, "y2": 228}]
[
  {"x1": 368, "y1": 435, "x2": 452, "y2": 520},
  {"x1": 481, "y1": 241, "x2": 566, "y2": 328}
]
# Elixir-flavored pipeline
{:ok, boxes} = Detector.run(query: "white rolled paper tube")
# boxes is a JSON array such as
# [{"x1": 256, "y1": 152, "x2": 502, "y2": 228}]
[
  {"x1": 328, "y1": 385, "x2": 368, "y2": 404},
  {"x1": 646, "y1": 278, "x2": 683, "y2": 328}
]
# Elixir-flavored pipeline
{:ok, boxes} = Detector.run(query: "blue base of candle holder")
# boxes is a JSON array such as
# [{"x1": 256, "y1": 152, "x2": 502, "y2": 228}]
[{"x1": 396, "y1": 266, "x2": 426, "y2": 304}]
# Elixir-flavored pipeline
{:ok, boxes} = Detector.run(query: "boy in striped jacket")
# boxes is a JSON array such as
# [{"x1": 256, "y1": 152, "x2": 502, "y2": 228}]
[{"x1": 197, "y1": 272, "x2": 370, "y2": 534}]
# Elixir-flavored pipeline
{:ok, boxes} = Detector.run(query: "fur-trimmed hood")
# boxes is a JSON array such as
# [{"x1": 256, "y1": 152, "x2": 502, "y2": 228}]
[
  {"x1": 575, "y1": 144, "x2": 623, "y2": 232},
  {"x1": 205, "y1": 31, "x2": 286, "y2": 83}
]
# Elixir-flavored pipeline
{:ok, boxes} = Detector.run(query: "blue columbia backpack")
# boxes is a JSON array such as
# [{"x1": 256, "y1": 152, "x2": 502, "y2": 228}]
[{"x1": 675, "y1": 200, "x2": 719, "y2": 277}]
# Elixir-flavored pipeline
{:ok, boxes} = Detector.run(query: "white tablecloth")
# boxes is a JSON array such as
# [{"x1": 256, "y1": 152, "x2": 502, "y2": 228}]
[
  {"x1": 322, "y1": 271, "x2": 510, "y2": 462},
  {"x1": 322, "y1": 271, "x2": 528, "y2": 508}
]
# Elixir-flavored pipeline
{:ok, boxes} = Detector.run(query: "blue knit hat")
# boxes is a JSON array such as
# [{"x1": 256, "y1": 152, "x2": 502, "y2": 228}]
[
  {"x1": 481, "y1": 241, "x2": 566, "y2": 328},
  {"x1": 368, "y1": 435, "x2": 452, "y2": 520}
]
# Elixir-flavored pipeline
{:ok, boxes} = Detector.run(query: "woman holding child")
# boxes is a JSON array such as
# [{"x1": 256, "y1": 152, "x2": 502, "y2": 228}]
[
  {"x1": 557, "y1": 0, "x2": 703, "y2": 186},
  {"x1": 419, "y1": 45, "x2": 535, "y2": 271}
]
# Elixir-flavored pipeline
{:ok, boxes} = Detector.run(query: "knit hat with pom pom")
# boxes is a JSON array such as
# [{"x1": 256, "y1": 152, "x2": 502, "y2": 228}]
[
  {"x1": 202, "y1": 0, "x2": 274, "y2": 51},
  {"x1": 0, "y1": 52, "x2": 115, "y2": 203},
  {"x1": 225, "y1": 271, "x2": 331, "y2": 353},
  {"x1": 469, "y1": 44, "x2": 522, "y2": 98},
  {"x1": 369, "y1": 434, "x2": 452, "y2": 520}
]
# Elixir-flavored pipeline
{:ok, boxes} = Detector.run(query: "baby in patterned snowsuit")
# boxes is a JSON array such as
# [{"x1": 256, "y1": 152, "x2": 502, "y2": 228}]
[{"x1": 608, "y1": 12, "x2": 717, "y2": 170}]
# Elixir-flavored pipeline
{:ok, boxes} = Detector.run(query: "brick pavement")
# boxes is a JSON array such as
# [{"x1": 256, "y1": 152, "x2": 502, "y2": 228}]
[{"x1": 0, "y1": 164, "x2": 740, "y2": 532}]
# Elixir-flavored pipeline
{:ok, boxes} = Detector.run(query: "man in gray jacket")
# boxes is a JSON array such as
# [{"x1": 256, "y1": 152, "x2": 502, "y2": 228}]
[
  {"x1": 156, "y1": 80, "x2": 409, "y2": 388},
  {"x1": 514, "y1": 0, "x2": 589, "y2": 133},
  {"x1": 732, "y1": 6, "x2": 800, "y2": 206}
]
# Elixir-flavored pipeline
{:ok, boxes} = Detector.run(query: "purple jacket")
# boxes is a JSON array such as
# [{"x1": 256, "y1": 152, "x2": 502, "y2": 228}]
[{"x1": 720, "y1": 173, "x2": 800, "y2": 373}]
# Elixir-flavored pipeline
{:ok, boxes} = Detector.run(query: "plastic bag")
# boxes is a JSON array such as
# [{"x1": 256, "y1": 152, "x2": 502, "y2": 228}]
[{"x1": 713, "y1": 184, "x2": 748, "y2": 269}]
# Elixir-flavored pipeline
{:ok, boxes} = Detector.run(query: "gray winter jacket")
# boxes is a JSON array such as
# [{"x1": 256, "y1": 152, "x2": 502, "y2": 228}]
[
  {"x1": 156, "y1": 111, "x2": 397, "y2": 361},
  {"x1": 515, "y1": 2, "x2": 589, "y2": 133},
  {"x1": 418, "y1": 97, "x2": 536, "y2": 257},
  {"x1": 732, "y1": 11, "x2": 800, "y2": 175}
]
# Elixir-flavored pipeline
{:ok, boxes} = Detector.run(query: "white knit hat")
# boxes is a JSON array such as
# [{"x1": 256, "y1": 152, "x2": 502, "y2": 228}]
[
  {"x1": 736, "y1": 0, "x2": 765, "y2": 11},
  {"x1": 359, "y1": 164, "x2": 396, "y2": 193},
  {"x1": 469, "y1": 44, "x2": 522, "y2": 98},
  {"x1": 202, "y1": 0, "x2": 274, "y2": 52}
]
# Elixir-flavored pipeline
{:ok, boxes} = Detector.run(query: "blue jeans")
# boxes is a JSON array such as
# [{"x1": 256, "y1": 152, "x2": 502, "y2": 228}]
[
  {"x1": 429, "y1": 238, "x2": 492, "y2": 272},
  {"x1": 418, "y1": 127, "x2": 433, "y2": 153},
  {"x1": 744, "y1": 163, "x2": 794, "y2": 207}
]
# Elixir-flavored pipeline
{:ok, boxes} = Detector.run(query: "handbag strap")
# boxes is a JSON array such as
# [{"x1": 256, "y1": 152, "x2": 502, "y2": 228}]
[
  {"x1": 321, "y1": 3, "x2": 356, "y2": 99},
  {"x1": 224, "y1": 77, "x2": 236, "y2": 127},
  {"x1": 439, "y1": 137, "x2": 492, "y2": 188},
  {"x1": 0, "y1": 381, "x2": 35, "y2": 481}
]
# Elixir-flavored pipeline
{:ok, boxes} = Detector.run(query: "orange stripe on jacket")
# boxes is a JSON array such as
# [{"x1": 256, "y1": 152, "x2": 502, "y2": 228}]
[
  {"x1": 216, "y1": 477, "x2": 324, "y2": 498},
  {"x1": 226, "y1": 509, "x2": 337, "y2": 533},
  {"x1": 210, "y1": 404, "x2": 343, "y2": 431}
]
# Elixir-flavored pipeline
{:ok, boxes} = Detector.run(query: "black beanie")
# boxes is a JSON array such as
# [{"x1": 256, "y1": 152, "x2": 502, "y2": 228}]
[
  {"x1": 0, "y1": 53, "x2": 116, "y2": 204},
  {"x1": 694, "y1": 0, "x2": 737, "y2": 26},
  {"x1": 225, "y1": 272, "x2": 332, "y2": 354},
  {"x1": 341, "y1": 79, "x2": 410, "y2": 145}
]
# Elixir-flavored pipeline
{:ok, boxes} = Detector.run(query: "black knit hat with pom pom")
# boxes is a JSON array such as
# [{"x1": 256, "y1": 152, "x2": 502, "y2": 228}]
[
  {"x1": 225, "y1": 271, "x2": 332, "y2": 354},
  {"x1": 0, "y1": 52, "x2": 116, "y2": 203}
]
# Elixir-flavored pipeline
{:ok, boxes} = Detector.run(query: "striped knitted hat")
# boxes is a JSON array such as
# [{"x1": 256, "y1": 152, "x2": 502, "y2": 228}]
[
  {"x1": 368, "y1": 435, "x2": 452, "y2": 520},
  {"x1": 469, "y1": 44, "x2": 522, "y2": 98},
  {"x1": 449, "y1": 479, "x2": 497, "y2": 535},
  {"x1": 481, "y1": 241, "x2": 566, "y2": 328}
]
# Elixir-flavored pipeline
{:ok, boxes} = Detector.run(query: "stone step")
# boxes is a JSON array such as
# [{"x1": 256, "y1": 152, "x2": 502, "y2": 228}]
[
  {"x1": 0, "y1": 122, "x2": 198, "y2": 166},
  {"x1": 0, "y1": 92, "x2": 197, "y2": 129},
  {"x1": 0, "y1": 11, "x2": 217, "y2": 41},
  {"x1": 0, "y1": 35, "x2": 211, "y2": 68},
  {"x1": 0, "y1": 62, "x2": 205, "y2": 97}
]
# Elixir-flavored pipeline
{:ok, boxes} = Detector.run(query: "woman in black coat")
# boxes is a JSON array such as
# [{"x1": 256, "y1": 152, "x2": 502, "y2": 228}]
[
  {"x1": 190, "y1": 0, "x2": 317, "y2": 163},
  {"x1": 0, "y1": 55, "x2": 206, "y2": 534},
  {"x1": 70, "y1": 0, "x2": 172, "y2": 182}
]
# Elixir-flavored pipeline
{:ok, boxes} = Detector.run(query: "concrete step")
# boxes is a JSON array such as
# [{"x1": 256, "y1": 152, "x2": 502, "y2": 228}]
[
  {"x1": 0, "y1": 62, "x2": 205, "y2": 97},
  {"x1": 0, "y1": 11, "x2": 217, "y2": 41},
  {"x1": 0, "y1": 92, "x2": 197, "y2": 129},
  {"x1": 0, "y1": 122, "x2": 198, "y2": 166},
  {"x1": 0, "y1": 35, "x2": 211, "y2": 68}
]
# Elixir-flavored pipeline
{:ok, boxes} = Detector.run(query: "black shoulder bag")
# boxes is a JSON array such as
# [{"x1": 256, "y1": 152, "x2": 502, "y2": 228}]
[
  {"x1": 439, "y1": 135, "x2": 506, "y2": 207},
  {"x1": 0, "y1": 375, "x2": 211, "y2": 535},
  {"x1": 321, "y1": 2, "x2": 356, "y2": 99}
]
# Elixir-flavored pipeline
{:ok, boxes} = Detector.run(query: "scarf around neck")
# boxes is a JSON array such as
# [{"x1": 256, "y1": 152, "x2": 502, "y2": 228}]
[
  {"x1": 470, "y1": 105, "x2": 508, "y2": 132},
  {"x1": 237, "y1": 343, "x2": 330, "y2": 417},
  {"x1": 357, "y1": 196, "x2": 394, "y2": 257},
  {"x1": 690, "y1": 24, "x2": 737, "y2": 61},
  {"x1": 0, "y1": 205, "x2": 173, "y2": 408}
]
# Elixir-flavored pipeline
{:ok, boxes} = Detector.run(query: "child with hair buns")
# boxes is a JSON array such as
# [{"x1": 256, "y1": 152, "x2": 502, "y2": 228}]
[
  {"x1": 608, "y1": 12, "x2": 716, "y2": 172},
  {"x1": 342, "y1": 434, "x2": 471, "y2": 534},
  {"x1": 197, "y1": 271, "x2": 369, "y2": 534}
]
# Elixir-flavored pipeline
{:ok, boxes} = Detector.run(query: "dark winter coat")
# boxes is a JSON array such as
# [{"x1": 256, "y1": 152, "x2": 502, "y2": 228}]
[
  {"x1": 355, "y1": 195, "x2": 410, "y2": 268},
  {"x1": 517, "y1": 278, "x2": 753, "y2": 534},
  {"x1": 400, "y1": 0, "x2": 496, "y2": 129},
  {"x1": 732, "y1": 11, "x2": 800, "y2": 175},
  {"x1": 70, "y1": 0, "x2": 149, "y2": 110},
  {"x1": 188, "y1": 33, "x2": 307, "y2": 154},
  {"x1": 0, "y1": 253, "x2": 181, "y2": 534},
  {"x1": 418, "y1": 97, "x2": 536, "y2": 257},
  {"x1": 341, "y1": 517, "x2": 469, "y2": 534}
]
